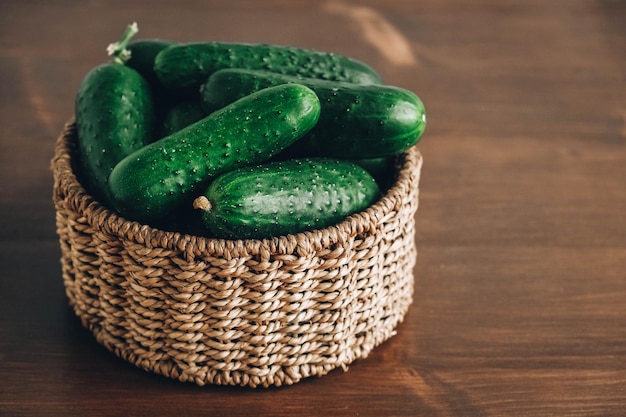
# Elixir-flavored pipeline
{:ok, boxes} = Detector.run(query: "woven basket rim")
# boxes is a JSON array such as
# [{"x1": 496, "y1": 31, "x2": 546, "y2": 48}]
[{"x1": 52, "y1": 118, "x2": 423, "y2": 258}]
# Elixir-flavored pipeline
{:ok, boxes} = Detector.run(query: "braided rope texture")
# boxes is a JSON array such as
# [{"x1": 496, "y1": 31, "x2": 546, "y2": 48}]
[{"x1": 51, "y1": 120, "x2": 423, "y2": 388}]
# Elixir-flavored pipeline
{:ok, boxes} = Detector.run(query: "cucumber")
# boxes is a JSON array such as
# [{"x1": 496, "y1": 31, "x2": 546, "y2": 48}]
[
  {"x1": 75, "y1": 23, "x2": 154, "y2": 205},
  {"x1": 126, "y1": 39, "x2": 175, "y2": 87},
  {"x1": 154, "y1": 42, "x2": 382, "y2": 95},
  {"x1": 108, "y1": 84, "x2": 321, "y2": 223},
  {"x1": 200, "y1": 68, "x2": 426, "y2": 159},
  {"x1": 193, "y1": 158, "x2": 381, "y2": 239}
]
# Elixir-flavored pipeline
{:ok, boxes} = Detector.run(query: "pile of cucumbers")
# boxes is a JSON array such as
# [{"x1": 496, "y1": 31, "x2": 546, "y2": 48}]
[{"x1": 74, "y1": 23, "x2": 427, "y2": 239}]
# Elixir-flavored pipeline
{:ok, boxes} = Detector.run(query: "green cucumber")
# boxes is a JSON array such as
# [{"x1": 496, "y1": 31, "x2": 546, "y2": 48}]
[
  {"x1": 193, "y1": 158, "x2": 381, "y2": 239},
  {"x1": 108, "y1": 84, "x2": 321, "y2": 223},
  {"x1": 126, "y1": 39, "x2": 175, "y2": 87},
  {"x1": 154, "y1": 42, "x2": 382, "y2": 95},
  {"x1": 75, "y1": 23, "x2": 154, "y2": 205},
  {"x1": 200, "y1": 68, "x2": 426, "y2": 159}
]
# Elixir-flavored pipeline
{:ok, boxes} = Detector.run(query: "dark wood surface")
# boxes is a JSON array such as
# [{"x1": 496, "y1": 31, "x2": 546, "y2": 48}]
[{"x1": 1, "y1": 1, "x2": 625, "y2": 416}]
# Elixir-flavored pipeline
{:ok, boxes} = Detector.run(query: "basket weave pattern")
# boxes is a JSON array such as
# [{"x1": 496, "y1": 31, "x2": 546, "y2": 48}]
[{"x1": 51, "y1": 120, "x2": 423, "y2": 387}]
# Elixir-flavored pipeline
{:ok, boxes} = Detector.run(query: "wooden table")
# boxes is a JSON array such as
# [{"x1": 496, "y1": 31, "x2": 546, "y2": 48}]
[{"x1": 1, "y1": 1, "x2": 625, "y2": 415}]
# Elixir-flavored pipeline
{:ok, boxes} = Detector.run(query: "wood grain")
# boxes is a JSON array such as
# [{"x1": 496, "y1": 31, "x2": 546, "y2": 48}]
[{"x1": 1, "y1": 0, "x2": 624, "y2": 416}]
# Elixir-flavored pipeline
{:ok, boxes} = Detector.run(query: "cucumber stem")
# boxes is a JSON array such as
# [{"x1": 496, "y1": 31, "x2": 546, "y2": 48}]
[
  {"x1": 106, "y1": 22, "x2": 139, "y2": 64},
  {"x1": 193, "y1": 196, "x2": 212, "y2": 212}
]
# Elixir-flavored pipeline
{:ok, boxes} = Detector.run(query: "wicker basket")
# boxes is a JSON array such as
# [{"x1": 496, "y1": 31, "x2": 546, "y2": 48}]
[{"x1": 51, "y1": 119, "x2": 423, "y2": 388}]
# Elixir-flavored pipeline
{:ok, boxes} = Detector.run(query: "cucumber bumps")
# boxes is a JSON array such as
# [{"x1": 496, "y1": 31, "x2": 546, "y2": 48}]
[
  {"x1": 109, "y1": 84, "x2": 321, "y2": 222},
  {"x1": 193, "y1": 158, "x2": 381, "y2": 239},
  {"x1": 75, "y1": 23, "x2": 154, "y2": 205}
]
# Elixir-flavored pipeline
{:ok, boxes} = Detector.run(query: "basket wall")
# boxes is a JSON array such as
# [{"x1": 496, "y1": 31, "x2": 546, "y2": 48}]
[{"x1": 51, "y1": 120, "x2": 423, "y2": 388}]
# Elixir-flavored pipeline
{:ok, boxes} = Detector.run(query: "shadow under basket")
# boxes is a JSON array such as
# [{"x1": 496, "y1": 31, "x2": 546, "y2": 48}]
[{"x1": 51, "y1": 119, "x2": 423, "y2": 388}]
